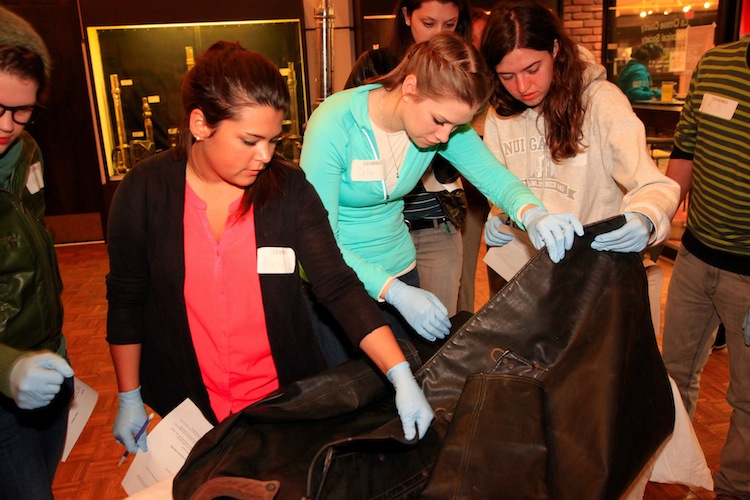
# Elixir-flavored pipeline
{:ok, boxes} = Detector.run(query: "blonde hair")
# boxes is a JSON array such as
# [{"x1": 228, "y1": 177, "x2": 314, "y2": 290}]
[{"x1": 372, "y1": 32, "x2": 492, "y2": 110}]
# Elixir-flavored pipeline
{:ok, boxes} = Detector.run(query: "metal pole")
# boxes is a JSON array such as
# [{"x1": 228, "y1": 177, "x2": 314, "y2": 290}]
[{"x1": 314, "y1": 0, "x2": 335, "y2": 107}]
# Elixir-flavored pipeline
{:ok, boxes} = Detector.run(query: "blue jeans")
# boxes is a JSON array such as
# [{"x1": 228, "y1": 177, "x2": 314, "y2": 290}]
[
  {"x1": 303, "y1": 268, "x2": 421, "y2": 367},
  {"x1": 0, "y1": 376, "x2": 73, "y2": 500},
  {"x1": 661, "y1": 245, "x2": 750, "y2": 497}
]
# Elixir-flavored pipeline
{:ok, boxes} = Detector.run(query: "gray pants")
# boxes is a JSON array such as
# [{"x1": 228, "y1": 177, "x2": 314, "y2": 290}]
[{"x1": 661, "y1": 245, "x2": 750, "y2": 497}]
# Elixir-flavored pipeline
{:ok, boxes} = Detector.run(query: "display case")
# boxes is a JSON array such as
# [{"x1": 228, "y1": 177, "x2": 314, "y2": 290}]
[{"x1": 86, "y1": 19, "x2": 308, "y2": 180}]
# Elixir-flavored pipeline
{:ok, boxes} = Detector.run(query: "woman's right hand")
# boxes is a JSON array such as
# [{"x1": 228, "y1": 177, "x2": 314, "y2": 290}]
[
  {"x1": 9, "y1": 352, "x2": 74, "y2": 410},
  {"x1": 484, "y1": 216, "x2": 514, "y2": 247},
  {"x1": 113, "y1": 386, "x2": 149, "y2": 454},
  {"x1": 385, "y1": 280, "x2": 450, "y2": 341}
]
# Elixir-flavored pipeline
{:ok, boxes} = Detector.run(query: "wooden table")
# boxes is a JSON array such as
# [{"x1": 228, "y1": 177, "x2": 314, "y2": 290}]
[{"x1": 632, "y1": 100, "x2": 684, "y2": 138}]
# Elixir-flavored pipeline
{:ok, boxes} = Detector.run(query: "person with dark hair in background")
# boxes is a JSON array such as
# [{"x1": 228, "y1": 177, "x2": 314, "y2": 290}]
[
  {"x1": 617, "y1": 42, "x2": 664, "y2": 102},
  {"x1": 468, "y1": 6, "x2": 488, "y2": 50},
  {"x1": 106, "y1": 41, "x2": 433, "y2": 452},
  {"x1": 661, "y1": 36, "x2": 750, "y2": 499},
  {"x1": 345, "y1": 0, "x2": 472, "y2": 89},
  {"x1": 0, "y1": 6, "x2": 75, "y2": 499}
]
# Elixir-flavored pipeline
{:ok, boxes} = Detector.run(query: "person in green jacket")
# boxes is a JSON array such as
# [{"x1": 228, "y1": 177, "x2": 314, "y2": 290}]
[
  {"x1": 0, "y1": 6, "x2": 75, "y2": 500},
  {"x1": 617, "y1": 42, "x2": 664, "y2": 102},
  {"x1": 300, "y1": 33, "x2": 583, "y2": 356}
]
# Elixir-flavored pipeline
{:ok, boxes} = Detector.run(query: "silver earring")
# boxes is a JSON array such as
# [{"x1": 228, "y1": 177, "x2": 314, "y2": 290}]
[{"x1": 194, "y1": 135, "x2": 202, "y2": 142}]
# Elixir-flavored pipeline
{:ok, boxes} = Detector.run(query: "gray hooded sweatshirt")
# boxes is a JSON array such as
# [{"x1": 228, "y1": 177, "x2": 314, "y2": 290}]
[{"x1": 484, "y1": 48, "x2": 679, "y2": 246}]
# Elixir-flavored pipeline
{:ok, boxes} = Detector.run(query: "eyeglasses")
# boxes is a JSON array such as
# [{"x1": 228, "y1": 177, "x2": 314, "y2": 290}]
[{"x1": 0, "y1": 102, "x2": 41, "y2": 125}]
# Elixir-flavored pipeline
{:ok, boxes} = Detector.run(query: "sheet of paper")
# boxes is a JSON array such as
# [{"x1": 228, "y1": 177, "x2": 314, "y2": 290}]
[
  {"x1": 122, "y1": 398, "x2": 213, "y2": 496},
  {"x1": 62, "y1": 377, "x2": 99, "y2": 461},
  {"x1": 482, "y1": 224, "x2": 538, "y2": 281},
  {"x1": 126, "y1": 475, "x2": 175, "y2": 500}
]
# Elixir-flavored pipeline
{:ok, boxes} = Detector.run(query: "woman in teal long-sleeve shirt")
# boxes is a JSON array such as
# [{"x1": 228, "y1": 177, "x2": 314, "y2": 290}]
[
  {"x1": 300, "y1": 33, "x2": 582, "y2": 349},
  {"x1": 617, "y1": 43, "x2": 664, "y2": 102}
]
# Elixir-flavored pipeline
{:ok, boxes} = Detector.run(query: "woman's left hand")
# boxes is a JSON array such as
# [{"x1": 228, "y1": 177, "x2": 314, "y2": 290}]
[
  {"x1": 522, "y1": 207, "x2": 584, "y2": 263},
  {"x1": 386, "y1": 361, "x2": 434, "y2": 440},
  {"x1": 591, "y1": 212, "x2": 652, "y2": 253}
]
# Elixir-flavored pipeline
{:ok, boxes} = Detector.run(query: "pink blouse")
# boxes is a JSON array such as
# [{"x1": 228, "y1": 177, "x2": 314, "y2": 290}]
[{"x1": 183, "y1": 182, "x2": 279, "y2": 422}]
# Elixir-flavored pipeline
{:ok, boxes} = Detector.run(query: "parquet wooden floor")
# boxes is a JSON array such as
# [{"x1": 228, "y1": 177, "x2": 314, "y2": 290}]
[{"x1": 50, "y1": 241, "x2": 730, "y2": 499}]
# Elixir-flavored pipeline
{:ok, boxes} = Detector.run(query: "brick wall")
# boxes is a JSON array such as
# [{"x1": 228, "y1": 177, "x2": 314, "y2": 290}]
[{"x1": 563, "y1": 0, "x2": 604, "y2": 63}]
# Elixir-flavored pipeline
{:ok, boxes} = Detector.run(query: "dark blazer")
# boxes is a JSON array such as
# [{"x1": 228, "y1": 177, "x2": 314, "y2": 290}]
[{"x1": 106, "y1": 151, "x2": 386, "y2": 424}]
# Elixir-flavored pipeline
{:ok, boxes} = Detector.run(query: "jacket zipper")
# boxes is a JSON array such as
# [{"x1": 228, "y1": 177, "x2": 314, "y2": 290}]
[{"x1": 360, "y1": 126, "x2": 389, "y2": 201}]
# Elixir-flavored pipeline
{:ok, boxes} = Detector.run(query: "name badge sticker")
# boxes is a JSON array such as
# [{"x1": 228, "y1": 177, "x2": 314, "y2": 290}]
[
  {"x1": 26, "y1": 162, "x2": 44, "y2": 195},
  {"x1": 699, "y1": 93, "x2": 738, "y2": 121},
  {"x1": 257, "y1": 247, "x2": 296, "y2": 274},
  {"x1": 351, "y1": 159, "x2": 386, "y2": 181}
]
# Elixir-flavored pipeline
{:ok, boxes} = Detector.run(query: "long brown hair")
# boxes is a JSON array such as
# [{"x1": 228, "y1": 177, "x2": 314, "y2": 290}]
[
  {"x1": 373, "y1": 32, "x2": 492, "y2": 110},
  {"x1": 480, "y1": 0, "x2": 585, "y2": 162},
  {"x1": 178, "y1": 41, "x2": 296, "y2": 215}
]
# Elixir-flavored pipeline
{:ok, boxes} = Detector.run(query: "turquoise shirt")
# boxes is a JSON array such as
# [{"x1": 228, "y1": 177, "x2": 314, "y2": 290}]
[
  {"x1": 616, "y1": 60, "x2": 661, "y2": 102},
  {"x1": 300, "y1": 84, "x2": 542, "y2": 298}
]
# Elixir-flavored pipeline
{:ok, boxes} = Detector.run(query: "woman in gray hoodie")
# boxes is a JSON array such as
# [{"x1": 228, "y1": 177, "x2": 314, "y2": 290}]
[{"x1": 479, "y1": 0, "x2": 679, "y2": 296}]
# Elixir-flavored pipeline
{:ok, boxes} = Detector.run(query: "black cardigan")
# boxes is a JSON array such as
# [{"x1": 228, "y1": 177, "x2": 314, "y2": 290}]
[{"x1": 105, "y1": 151, "x2": 387, "y2": 424}]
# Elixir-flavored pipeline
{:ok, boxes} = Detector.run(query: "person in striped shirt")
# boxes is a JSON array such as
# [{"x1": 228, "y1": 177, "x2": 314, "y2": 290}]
[{"x1": 661, "y1": 36, "x2": 750, "y2": 500}]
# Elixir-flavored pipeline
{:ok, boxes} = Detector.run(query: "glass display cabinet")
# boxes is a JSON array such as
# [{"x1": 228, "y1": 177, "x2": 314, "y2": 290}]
[{"x1": 86, "y1": 19, "x2": 308, "y2": 180}]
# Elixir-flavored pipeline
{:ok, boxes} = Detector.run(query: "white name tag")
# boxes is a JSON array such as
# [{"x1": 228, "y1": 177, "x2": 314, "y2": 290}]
[
  {"x1": 699, "y1": 93, "x2": 738, "y2": 121},
  {"x1": 26, "y1": 161, "x2": 44, "y2": 195},
  {"x1": 351, "y1": 159, "x2": 386, "y2": 181},
  {"x1": 257, "y1": 247, "x2": 296, "y2": 274}
]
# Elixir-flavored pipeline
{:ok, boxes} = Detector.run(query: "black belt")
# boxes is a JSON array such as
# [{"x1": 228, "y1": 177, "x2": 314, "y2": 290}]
[{"x1": 406, "y1": 216, "x2": 451, "y2": 231}]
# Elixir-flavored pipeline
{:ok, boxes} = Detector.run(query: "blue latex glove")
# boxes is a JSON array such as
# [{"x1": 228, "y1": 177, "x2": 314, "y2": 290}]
[
  {"x1": 484, "y1": 216, "x2": 514, "y2": 247},
  {"x1": 591, "y1": 212, "x2": 652, "y2": 253},
  {"x1": 9, "y1": 352, "x2": 74, "y2": 410},
  {"x1": 385, "y1": 279, "x2": 450, "y2": 342},
  {"x1": 743, "y1": 307, "x2": 750, "y2": 346},
  {"x1": 386, "y1": 361, "x2": 434, "y2": 440},
  {"x1": 521, "y1": 207, "x2": 584, "y2": 263},
  {"x1": 114, "y1": 387, "x2": 149, "y2": 454}
]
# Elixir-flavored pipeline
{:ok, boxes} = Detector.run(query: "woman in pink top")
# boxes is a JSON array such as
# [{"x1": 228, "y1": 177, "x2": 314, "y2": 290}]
[{"x1": 106, "y1": 41, "x2": 432, "y2": 457}]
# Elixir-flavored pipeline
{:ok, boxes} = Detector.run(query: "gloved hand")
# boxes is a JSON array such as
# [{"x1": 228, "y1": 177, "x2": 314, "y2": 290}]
[
  {"x1": 9, "y1": 352, "x2": 74, "y2": 410},
  {"x1": 114, "y1": 387, "x2": 149, "y2": 454},
  {"x1": 591, "y1": 212, "x2": 652, "y2": 253},
  {"x1": 385, "y1": 279, "x2": 450, "y2": 342},
  {"x1": 743, "y1": 307, "x2": 750, "y2": 346},
  {"x1": 386, "y1": 361, "x2": 434, "y2": 440},
  {"x1": 521, "y1": 207, "x2": 584, "y2": 263},
  {"x1": 484, "y1": 216, "x2": 513, "y2": 247}
]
